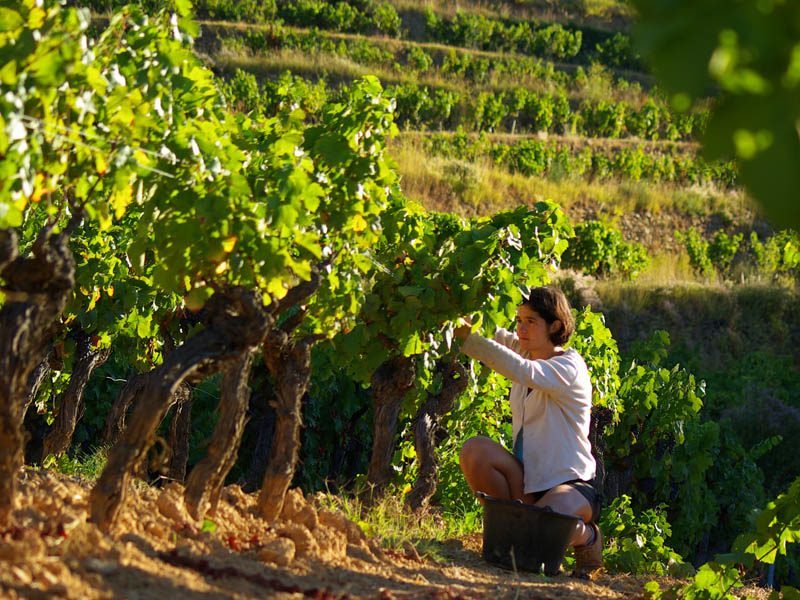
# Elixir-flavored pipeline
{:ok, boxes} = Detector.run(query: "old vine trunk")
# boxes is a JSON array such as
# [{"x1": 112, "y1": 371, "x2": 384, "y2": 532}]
[
  {"x1": 90, "y1": 288, "x2": 271, "y2": 532},
  {"x1": 0, "y1": 228, "x2": 74, "y2": 525},
  {"x1": 42, "y1": 331, "x2": 111, "y2": 458},
  {"x1": 184, "y1": 352, "x2": 254, "y2": 520},
  {"x1": 21, "y1": 354, "x2": 51, "y2": 423},
  {"x1": 407, "y1": 360, "x2": 468, "y2": 511},
  {"x1": 366, "y1": 356, "x2": 416, "y2": 497},
  {"x1": 101, "y1": 374, "x2": 146, "y2": 447},
  {"x1": 257, "y1": 330, "x2": 317, "y2": 521},
  {"x1": 166, "y1": 383, "x2": 193, "y2": 483},
  {"x1": 256, "y1": 270, "x2": 324, "y2": 521}
]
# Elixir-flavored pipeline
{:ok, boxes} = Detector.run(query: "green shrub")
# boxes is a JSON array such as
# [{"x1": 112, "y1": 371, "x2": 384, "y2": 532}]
[
  {"x1": 592, "y1": 32, "x2": 641, "y2": 70},
  {"x1": 600, "y1": 495, "x2": 687, "y2": 575},
  {"x1": 707, "y1": 231, "x2": 743, "y2": 277},
  {"x1": 676, "y1": 228, "x2": 715, "y2": 278},
  {"x1": 750, "y1": 229, "x2": 800, "y2": 282},
  {"x1": 562, "y1": 221, "x2": 649, "y2": 280},
  {"x1": 197, "y1": 0, "x2": 277, "y2": 22},
  {"x1": 219, "y1": 69, "x2": 263, "y2": 114},
  {"x1": 370, "y1": 2, "x2": 402, "y2": 37},
  {"x1": 405, "y1": 46, "x2": 434, "y2": 73}
]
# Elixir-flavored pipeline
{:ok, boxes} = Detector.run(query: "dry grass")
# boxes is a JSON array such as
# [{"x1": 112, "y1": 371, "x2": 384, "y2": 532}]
[
  {"x1": 631, "y1": 252, "x2": 708, "y2": 287},
  {"x1": 213, "y1": 48, "x2": 377, "y2": 83},
  {"x1": 398, "y1": 129, "x2": 698, "y2": 152},
  {"x1": 210, "y1": 43, "x2": 650, "y2": 105},
  {"x1": 201, "y1": 20, "x2": 654, "y2": 104},
  {"x1": 594, "y1": 277, "x2": 721, "y2": 316},
  {"x1": 389, "y1": 136, "x2": 746, "y2": 220}
]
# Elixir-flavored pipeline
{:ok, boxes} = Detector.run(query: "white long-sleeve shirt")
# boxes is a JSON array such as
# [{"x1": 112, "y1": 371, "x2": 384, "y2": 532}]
[{"x1": 461, "y1": 328, "x2": 596, "y2": 494}]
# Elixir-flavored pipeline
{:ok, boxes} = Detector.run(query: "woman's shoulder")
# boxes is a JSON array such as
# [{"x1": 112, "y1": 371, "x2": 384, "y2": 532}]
[
  {"x1": 551, "y1": 348, "x2": 590, "y2": 375},
  {"x1": 561, "y1": 347, "x2": 588, "y2": 366}
]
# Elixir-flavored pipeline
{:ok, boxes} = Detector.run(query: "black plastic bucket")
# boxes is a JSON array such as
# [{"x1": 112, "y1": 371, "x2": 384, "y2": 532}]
[{"x1": 478, "y1": 492, "x2": 579, "y2": 575}]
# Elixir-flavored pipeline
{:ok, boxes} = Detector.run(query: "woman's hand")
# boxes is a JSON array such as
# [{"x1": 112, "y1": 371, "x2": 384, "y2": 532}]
[{"x1": 454, "y1": 317, "x2": 472, "y2": 341}]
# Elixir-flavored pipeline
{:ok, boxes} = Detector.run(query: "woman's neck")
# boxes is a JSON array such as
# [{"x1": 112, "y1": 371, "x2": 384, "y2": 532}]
[{"x1": 526, "y1": 345, "x2": 564, "y2": 361}]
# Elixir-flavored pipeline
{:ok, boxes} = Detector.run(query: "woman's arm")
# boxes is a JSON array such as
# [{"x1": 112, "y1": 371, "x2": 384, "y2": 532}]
[
  {"x1": 460, "y1": 333, "x2": 579, "y2": 396},
  {"x1": 455, "y1": 319, "x2": 518, "y2": 351}
]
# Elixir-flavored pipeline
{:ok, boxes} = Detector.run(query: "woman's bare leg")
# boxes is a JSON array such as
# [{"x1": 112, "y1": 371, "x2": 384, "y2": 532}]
[
  {"x1": 459, "y1": 436, "x2": 525, "y2": 501},
  {"x1": 533, "y1": 484, "x2": 595, "y2": 547}
]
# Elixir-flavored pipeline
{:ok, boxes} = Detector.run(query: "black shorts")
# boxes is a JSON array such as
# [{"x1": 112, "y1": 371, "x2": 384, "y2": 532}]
[{"x1": 530, "y1": 479, "x2": 602, "y2": 523}]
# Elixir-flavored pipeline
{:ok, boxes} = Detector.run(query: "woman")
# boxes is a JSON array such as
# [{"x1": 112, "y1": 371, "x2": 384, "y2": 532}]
[{"x1": 454, "y1": 286, "x2": 603, "y2": 576}]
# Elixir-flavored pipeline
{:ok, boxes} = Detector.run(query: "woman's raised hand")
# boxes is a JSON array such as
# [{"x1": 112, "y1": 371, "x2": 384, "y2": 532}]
[{"x1": 454, "y1": 316, "x2": 472, "y2": 341}]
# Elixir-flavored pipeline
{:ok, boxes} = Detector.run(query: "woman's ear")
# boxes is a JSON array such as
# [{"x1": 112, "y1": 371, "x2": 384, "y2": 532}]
[{"x1": 549, "y1": 319, "x2": 562, "y2": 337}]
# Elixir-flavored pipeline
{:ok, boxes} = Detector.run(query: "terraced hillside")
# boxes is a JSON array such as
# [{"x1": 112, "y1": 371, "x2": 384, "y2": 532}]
[
  {"x1": 177, "y1": 2, "x2": 774, "y2": 276},
  {"x1": 169, "y1": 1, "x2": 798, "y2": 288}
]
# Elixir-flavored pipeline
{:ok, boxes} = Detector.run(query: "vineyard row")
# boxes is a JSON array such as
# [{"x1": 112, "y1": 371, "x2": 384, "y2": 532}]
[
  {"x1": 87, "y1": 0, "x2": 643, "y2": 70},
  {"x1": 199, "y1": 21, "x2": 654, "y2": 104},
  {"x1": 220, "y1": 70, "x2": 709, "y2": 142}
]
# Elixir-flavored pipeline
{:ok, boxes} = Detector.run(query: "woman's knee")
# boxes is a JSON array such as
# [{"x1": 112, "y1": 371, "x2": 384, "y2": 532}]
[
  {"x1": 535, "y1": 485, "x2": 593, "y2": 523},
  {"x1": 459, "y1": 436, "x2": 493, "y2": 471}
]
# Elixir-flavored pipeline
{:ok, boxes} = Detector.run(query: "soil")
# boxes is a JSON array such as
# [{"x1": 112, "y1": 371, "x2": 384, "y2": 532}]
[{"x1": 0, "y1": 470, "x2": 763, "y2": 599}]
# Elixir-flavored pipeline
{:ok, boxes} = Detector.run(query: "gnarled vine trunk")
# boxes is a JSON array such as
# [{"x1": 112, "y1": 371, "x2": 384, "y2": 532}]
[
  {"x1": 240, "y1": 383, "x2": 277, "y2": 493},
  {"x1": 166, "y1": 383, "x2": 193, "y2": 482},
  {"x1": 41, "y1": 331, "x2": 111, "y2": 458},
  {"x1": 365, "y1": 356, "x2": 416, "y2": 497},
  {"x1": 588, "y1": 406, "x2": 619, "y2": 502},
  {"x1": 257, "y1": 330, "x2": 317, "y2": 521},
  {"x1": 90, "y1": 288, "x2": 271, "y2": 532},
  {"x1": 0, "y1": 227, "x2": 74, "y2": 525},
  {"x1": 101, "y1": 330, "x2": 201, "y2": 451},
  {"x1": 22, "y1": 355, "x2": 53, "y2": 464},
  {"x1": 101, "y1": 373, "x2": 146, "y2": 447},
  {"x1": 257, "y1": 269, "x2": 324, "y2": 521},
  {"x1": 407, "y1": 359, "x2": 468, "y2": 511},
  {"x1": 184, "y1": 352, "x2": 254, "y2": 520},
  {"x1": 21, "y1": 353, "x2": 51, "y2": 423}
]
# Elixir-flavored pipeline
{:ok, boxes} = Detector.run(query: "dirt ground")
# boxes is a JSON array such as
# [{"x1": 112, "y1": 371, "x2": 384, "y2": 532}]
[{"x1": 0, "y1": 470, "x2": 763, "y2": 599}]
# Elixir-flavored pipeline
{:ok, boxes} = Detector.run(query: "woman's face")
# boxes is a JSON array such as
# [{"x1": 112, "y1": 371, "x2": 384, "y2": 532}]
[{"x1": 515, "y1": 304, "x2": 558, "y2": 353}]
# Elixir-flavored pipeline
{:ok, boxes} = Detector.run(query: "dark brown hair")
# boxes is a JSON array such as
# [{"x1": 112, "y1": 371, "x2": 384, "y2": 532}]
[{"x1": 521, "y1": 286, "x2": 574, "y2": 345}]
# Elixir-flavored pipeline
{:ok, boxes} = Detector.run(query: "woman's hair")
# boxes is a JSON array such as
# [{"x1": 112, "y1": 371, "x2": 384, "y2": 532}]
[{"x1": 521, "y1": 286, "x2": 574, "y2": 345}]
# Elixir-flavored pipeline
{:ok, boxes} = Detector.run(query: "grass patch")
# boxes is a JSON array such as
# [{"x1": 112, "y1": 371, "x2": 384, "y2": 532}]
[
  {"x1": 629, "y1": 251, "x2": 704, "y2": 286},
  {"x1": 212, "y1": 48, "x2": 378, "y2": 85},
  {"x1": 313, "y1": 484, "x2": 482, "y2": 560},
  {"x1": 46, "y1": 446, "x2": 109, "y2": 481}
]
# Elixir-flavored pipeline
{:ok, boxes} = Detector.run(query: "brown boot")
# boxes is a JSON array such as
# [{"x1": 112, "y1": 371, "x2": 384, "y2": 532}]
[{"x1": 572, "y1": 522, "x2": 604, "y2": 579}]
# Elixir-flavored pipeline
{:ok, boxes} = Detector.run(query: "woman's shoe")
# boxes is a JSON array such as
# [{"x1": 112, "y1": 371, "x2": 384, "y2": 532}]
[{"x1": 572, "y1": 522, "x2": 603, "y2": 579}]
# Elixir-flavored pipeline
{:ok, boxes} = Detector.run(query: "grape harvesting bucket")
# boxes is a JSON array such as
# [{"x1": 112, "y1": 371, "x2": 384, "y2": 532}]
[{"x1": 478, "y1": 491, "x2": 580, "y2": 576}]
